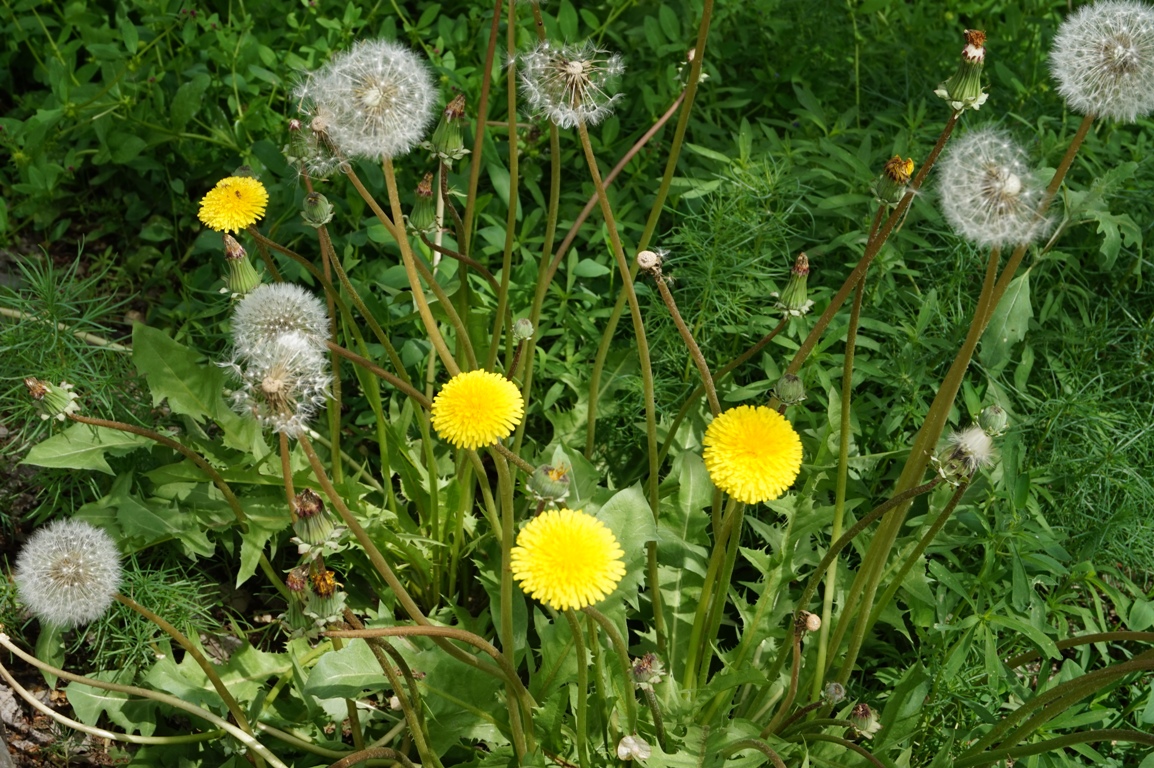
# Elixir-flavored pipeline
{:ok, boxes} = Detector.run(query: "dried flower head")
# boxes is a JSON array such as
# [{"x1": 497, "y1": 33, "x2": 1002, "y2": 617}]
[
  {"x1": 703, "y1": 405, "x2": 804, "y2": 504},
  {"x1": 24, "y1": 378, "x2": 80, "y2": 421},
  {"x1": 228, "y1": 331, "x2": 331, "y2": 438},
  {"x1": 935, "y1": 29, "x2": 989, "y2": 112},
  {"x1": 15, "y1": 519, "x2": 121, "y2": 628},
  {"x1": 431, "y1": 370, "x2": 525, "y2": 450},
  {"x1": 198, "y1": 176, "x2": 269, "y2": 233},
  {"x1": 1051, "y1": 0, "x2": 1154, "y2": 122},
  {"x1": 295, "y1": 39, "x2": 437, "y2": 161},
  {"x1": 519, "y1": 41, "x2": 625, "y2": 128},
  {"x1": 937, "y1": 128, "x2": 1053, "y2": 248},
  {"x1": 933, "y1": 424, "x2": 995, "y2": 484},
  {"x1": 511, "y1": 508, "x2": 626, "y2": 611},
  {"x1": 231, "y1": 283, "x2": 330, "y2": 359},
  {"x1": 617, "y1": 734, "x2": 652, "y2": 761}
]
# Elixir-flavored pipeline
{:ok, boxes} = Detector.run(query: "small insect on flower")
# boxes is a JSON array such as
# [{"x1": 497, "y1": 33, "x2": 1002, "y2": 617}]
[
  {"x1": 231, "y1": 283, "x2": 330, "y2": 359},
  {"x1": 15, "y1": 519, "x2": 122, "y2": 628},
  {"x1": 227, "y1": 331, "x2": 331, "y2": 438},
  {"x1": 198, "y1": 176, "x2": 269, "y2": 233},
  {"x1": 937, "y1": 128, "x2": 1053, "y2": 249},
  {"x1": 1050, "y1": 0, "x2": 1154, "y2": 122},
  {"x1": 295, "y1": 39, "x2": 438, "y2": 161},
  {"x1": 519, "y1": 41, "x2": 625, "y2": 129}
]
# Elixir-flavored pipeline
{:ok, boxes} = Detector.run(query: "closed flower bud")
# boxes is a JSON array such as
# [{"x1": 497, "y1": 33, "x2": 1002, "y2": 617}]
[
  {"x1": 512, "y1": 318, "x2": 535, "y2": 343},
  {"x1": 797, "y1": 610, "x2": 822, "y2": 634},
  {"x1": 428, "y1": 93, "x2": 469, "y2": 164},
  {"x1": 527, "y1": 463, "x2": 571, "y2": 505},
  {"x1": 631, "y1": 652, "x2": 665, "y2": 690},
  {"x1": 824, "y1": 681, "x2": 847, "y2": 704},
  {"x1": 222, "y1": 234, "x2": 262, "y2": 297},
  {"x1": 409, "y1": 172, "x2": 437, "y2": 233},
  {"x1": 292, "y1": 488, "x2": 336, "y2": 547},
  {"x1": 850, "y1": 702, "x2": 881, "y2": 738},
  {"x1": 935, "y1": 29, "x2": 989, "y2": 112},
  {"x1": 617, "y1": 734, "x2": 652, "y2": 761},
  {"x1": 873, "y1": 155, "x2": 915, "y2": 206},
  {"x1": 773, "y1": 253, "x2": 814, "y2": 317},
  {"x1": 636, "y1": 249, "x2": 662, "y2": 273},
  {"x1": 979, "y1": 405, "x2": 1009, "y2": 436},
  {"x1": 24, "y1": 378, "x2": 80, "y2": 422},
  {"x1": 301, "y1": 192, "x2": 334, "y2": 229},
  {"x1": 774, "y1": 373, "x2": 806, "y2": 406}
]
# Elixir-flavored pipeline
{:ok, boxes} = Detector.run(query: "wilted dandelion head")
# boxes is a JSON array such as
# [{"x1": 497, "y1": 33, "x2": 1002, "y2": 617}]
[
  {"x1": 294, "y1": 39, "x2": 438, "y2": 161},
  {"x1": 228, "y1": 331, "x2": 331, "y2": 437},
  {"x1": 519, "y1": 41, "x2": 624, "y2": 129},
  {"x1": 231, "y1": 283, "x2": 330, "y2": 358},
  {"x1": 937, "y1": 128, "x2": 1053, "y2": 248},
  {"x1": 15, "y1": 519, "x2": 121, "y2": 628},
  {"x1": 934, "y1": 424, "x2": 996, "y2": 484},
  {"x1": 1050, "y1": 0, "x2": 1154, "y2": 122}
]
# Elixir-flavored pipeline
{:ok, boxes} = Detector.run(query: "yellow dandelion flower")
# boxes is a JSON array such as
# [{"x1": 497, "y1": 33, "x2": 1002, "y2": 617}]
[
  {"x1": 431, "y1": 370, "x2": 525, "y2": 450},
  {"x1": 511, "y1": 508, "x2": 626, "y2": 611},
  {"x1": 198, "y1": 176, "x2": 269, "y2": 233},
  {"x1": 703, "y1": 405, "x2": 803, "y2": 504}
]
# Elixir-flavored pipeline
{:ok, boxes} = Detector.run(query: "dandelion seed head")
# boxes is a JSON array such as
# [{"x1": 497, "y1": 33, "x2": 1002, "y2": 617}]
[
  {"x1": 228, "y1": 331, "x2": 331, "y2": 437},
  {"x1": 1050, "y1": 0, "x2": 1154, "y2": 122},
  {"x1": 15, "y1": 519, "x2": 121, "y2": 628},
  {"x1": 519, "y1": 41, "x2": 624, "y2": 128},
  {"x1": 294, "y1": 39, "x2": 438, "y2": 161},
  {"x1": 231, "y1": 283, "x2": 330, "y2": 358},
  {"x1": 937, "y1": 128, "x2": 1053, "y2": 248}
]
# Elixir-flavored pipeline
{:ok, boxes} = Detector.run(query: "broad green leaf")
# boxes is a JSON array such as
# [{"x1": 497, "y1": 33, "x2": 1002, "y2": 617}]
[
  {"x1": 68, "y1": 671, "x2": 158, "y2": 736},
  {"x1": 876, "y1": 663, "x2": 930, "y2": 748},
  {"x1": 981, "y1": 269, "x2": 1032, "y2": 374},
  {"x1": 132, "y1": 324, "x2": 227, "y2": 424},
  {"x1": 171, "y1": 73, "x2": 211, "y2": 129},
  {"x1": 597, "y1": 485, "x2": 658, "y2": 608},
  {"x1": 34, "y1": 623, "x2": 65, "y2": 688},
  {"x1": 236, "y1": 496, "x2": 291, "y2": 587},
  {"x1": 23, "y1": 422, "x2": 151, "y2": 475},
  {"x1": 303, "y1": 640, "x2": 389, "y2": 699}
]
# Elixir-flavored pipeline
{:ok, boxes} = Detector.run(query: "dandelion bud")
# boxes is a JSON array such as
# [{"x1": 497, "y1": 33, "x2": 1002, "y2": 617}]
[
  {"x1": 428, "y1": 93, "x2": 469, "y2": 164},
  {"x1": 24, "y1": 378, "x2": 80, "y2": 421},
  {"x1": 850, "y1": 702, "x2": 881, "y2": 738},
  {"x1": 979, "y1": 404, "x2": 1009, "y2": 437},
  {"x1": 231, "y1": 283, "x2": 330, "y2": 358},
  {"x1": 305, "y1": 568, "x2": 345, "y2": 626},
  {"x1": 409, "y1": 172, "x2": 437, "y2": 233},
  {"x1": 773, "y1": 253, "x2": 814, "y2": 317},
  {"x1": 824, "y1": 681, "x2": 847, "y2": 704},
  {"x1": 631, "y1": 652, "x2": 665, "y2": 690},
  {"x1": 933, "y1": 425, "x2": 995, "y2": 484},
  {"x1": 301, "y1": 191, "x2": 334, "y2": 229},
  {"x1": 774, "y1": 373, "x2": 806, "y2": 406},
  {"x1": 512, "y1": 318, "x2": 535, "y2": 343},
  {"x1": 937, "y1": 128, "x2": 1053, "y2": 249},
  {"x1": 527, "y1": 463, "x2": 571, "y2": 505},
  {"x1": 636, "y1": 249, "x2": 662, "y2": 273},
  {"x1": 1051, "y1": 0, "x2": 1154, "y2": 123},
  {"x1": 292, "y1": 488, "x2": 335, "y2": 546},
  {"x1": 15, "y1": 519, "x2": 121, "y2": 628},
  {"x1": 285, "y1": 565, "x2": 309, "y2": 595},
  {"x1": 519, "y1": 41, "x2": 625, "y2": 129},
  {"x1": 288, "y1": 118, "x2": 302, "y2": 132},
  {"x1": 617, "y1": 734, "x2": 652, "y2": 761},
  {"x1": 873, "y1": 155, "x2": 915, "y2": 206},
  {"x1": 222, "y1": 234, "x2": 262, "y2": 297},
  {"x1": 935, "y1": 29, "x2": 989, "y2": 112},
  {"x1": 388, "y1": 695, "x2": 403, "y2": 711},
  {"x1": 797, "y1": 610, "x2": 822, "y2": 634}
]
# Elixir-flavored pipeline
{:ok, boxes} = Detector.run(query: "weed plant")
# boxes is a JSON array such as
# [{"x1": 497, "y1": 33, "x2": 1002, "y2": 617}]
[{"x1": 0, "y1": 1, "x2": 1152, "y2": 768}]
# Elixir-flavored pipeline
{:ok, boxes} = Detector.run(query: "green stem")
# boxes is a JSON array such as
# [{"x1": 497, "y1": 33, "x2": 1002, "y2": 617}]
[
  {"x1": 0, "y1": 633, "x2": 288, "y2": 768},
  {"x1": 651, "y1": 268, "x2": 720, "y2": 414},
  {"x1": 326, "y1": 748, "x2": 417, "y2": 768},
  {"x1": 641, "y1": 686, "x2": 668, "y2": 752},
  {"x1": 682, "y1": 498, "x2": 739, "y2": 690},
  {"x1": 1005, "y1": 631, "x2": 1154, "y2": 669},
  {"x1": 718, "y1": 738, "x2": 788, "y2": 768},
  {"x1": 327, "y1": 341, "x2": 432, "y2": 408},
  {"x1": 462, "y1": 0, "x2": 502, "y2": 249},
  {"x1": 492, "y1": 449, "x2": 530, "y2": 760},
  {"x1": 582, "y1": 606, "x2": 639, "y2": 733},
  {"x1": 954, "y1": 729, "x2": 1154, "y2": 768},
  {"x1": 67, "y1": 414, "x2": 247, "y2": 528},
  {"x1": 790, "y1": 732, "x2": 886, "y2": 768},
  {"x1": 563, "y1": 610, "x2": 591, "y2": 768},
  {"x1": 698, "y1": 502, "x2": 746, "y2": 688}
]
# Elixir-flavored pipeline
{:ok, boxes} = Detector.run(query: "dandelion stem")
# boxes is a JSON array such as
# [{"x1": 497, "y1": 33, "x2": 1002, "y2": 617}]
[
  {"x1": 563, "y1": 610, "x2": 591, "y2": 768},
  {"x1": 325, "y1": 748, "x2": 417, "y2": 768},
  {"x1": 418, "y1": 232, "x2": 500, "y2": 293},
  {"x1": 114, "y1": 593, "x2": 254, "y2": 739},
  {"x1": 492, "y1": 449, "x2": 531, "y2": 760},
  {"x1": 0, "y1": 633, "x2": 288, "y2": 768},
  {"x1": 0, "y1": 307, "x2": 131, "y2": 352},
  {"x1": 789, "y1": 733, "x2": 886, "y2": 768},
  {"x1": 582, "y1": 606, "x2": 639, "y2": 734},
  {"x1": 651, "y1": 268, "x2": 721, "y2": 415},
  {"x1": 718, "y1": 738, "x2": 788, "y2": 768},
  {"x1": 326, "y1": 341, "x2": 432, "y2": 408},
  {"x1": 66, "y1": 414, "x2": 247, "y2": 527},
  {"x1": 463, "y1": 0, "x2": 502, "y2": 249}
]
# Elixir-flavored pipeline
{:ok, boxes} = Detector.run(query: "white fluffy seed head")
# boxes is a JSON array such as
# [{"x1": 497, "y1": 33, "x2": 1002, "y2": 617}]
[
  {"x1": 519, "y1": 41, "x2": 625, "y2": 129},
  {"x1": 15, "y1": 519, "x2": 121, "y2": 628},
  {"x1": 1050, "y1": 0, "x2": 1154, "y2": 122},
  {"x1": 228, "y1": 331, "x2": 331, "y2": 437},
  {"x1": 231, "y1": 283, "x2": 330, "y2": 359},
  {"x1": 947, "y1": 425, "x2": 996, "y2": 473},
  {"x1": 937, "y1": 128, "x2": 1054, "y2": 248},
  {"x1": 294, "y1": 39, "x2": 438, "y2": 161}
]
